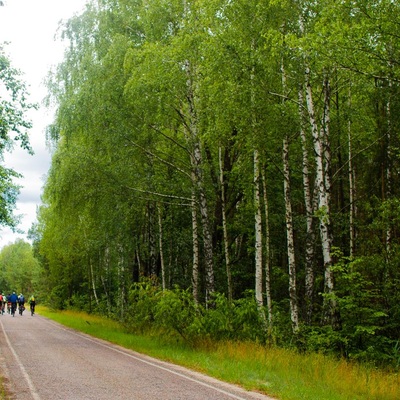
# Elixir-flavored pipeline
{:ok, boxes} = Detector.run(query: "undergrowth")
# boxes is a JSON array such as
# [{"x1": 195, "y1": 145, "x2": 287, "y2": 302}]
[{"x1": 38, "y1": 306, "x2": 400, "y2": 400}]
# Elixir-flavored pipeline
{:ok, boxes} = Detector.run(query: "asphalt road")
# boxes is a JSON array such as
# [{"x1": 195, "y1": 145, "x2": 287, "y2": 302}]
[{"x1": 0, "y1": 311, "x2": 276, "y2": 400}]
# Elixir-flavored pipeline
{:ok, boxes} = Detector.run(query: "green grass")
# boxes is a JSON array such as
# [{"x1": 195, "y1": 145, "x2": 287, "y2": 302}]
[{"x1": 37, "y1": 307, "x2": 400, "y2": 400}]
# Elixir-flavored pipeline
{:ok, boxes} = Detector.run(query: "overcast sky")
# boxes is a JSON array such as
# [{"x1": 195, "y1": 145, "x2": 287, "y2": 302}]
[{"x1": 0, "y1": 0, "x2": 88, "y2": 248}]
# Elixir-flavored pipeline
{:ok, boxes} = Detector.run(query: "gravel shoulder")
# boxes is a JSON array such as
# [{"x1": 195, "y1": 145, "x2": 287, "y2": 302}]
[{"x1": 0, "y1": 312, "x2": 276, "y2": 400}]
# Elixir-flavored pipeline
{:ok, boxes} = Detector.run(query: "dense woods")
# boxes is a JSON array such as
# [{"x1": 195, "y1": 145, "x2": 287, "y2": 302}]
[{"x1": 30, "y1": 0, "x2": 400, "y2": 367}]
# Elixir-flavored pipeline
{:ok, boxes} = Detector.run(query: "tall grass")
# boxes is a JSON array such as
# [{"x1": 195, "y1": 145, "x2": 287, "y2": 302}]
[{"x1": 38, "y1": 307, "x2": 399, "y2": 400}]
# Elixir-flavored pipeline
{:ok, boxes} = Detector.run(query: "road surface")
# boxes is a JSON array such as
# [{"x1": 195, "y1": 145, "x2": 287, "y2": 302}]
[{"x1": 0, "y1": 311, "x2": 276, "y2": 400}]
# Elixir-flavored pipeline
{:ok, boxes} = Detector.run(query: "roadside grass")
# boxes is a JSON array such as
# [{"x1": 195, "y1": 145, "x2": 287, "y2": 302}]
[
  {"x1": 0, "y1": 378, "x2": 8, "y2": 400},
  {"x1": 37, "y1": 306, "x2": 399, "y2": 400}
]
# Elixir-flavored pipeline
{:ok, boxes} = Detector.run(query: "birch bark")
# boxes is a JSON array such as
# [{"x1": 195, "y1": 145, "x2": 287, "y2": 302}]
[
  {"x1": 157, "y1": 204, "x2": 166, "y2": 290},
  {"x1": 299, "y1": 86, "x2": 316, "y2": 324},
  {"x1": 283, "y1": 136, "x2": 299, "y2": 332},
  {"x1": 281, "y1": 57, "x2": 298, "y2": 332},
  {"x1": 348, "y1": 87, "x2": 356, "y2": 258},
  {"x1": 185, "y1": 61, "x2": 215, "y2": 299},
  {"x1": 254, "y1": 149, "x2": 265, "y2": 319},
  {"x1": 305, "y1": 68, "x2": 338, "y2": 327},
  {"x1": 385, "y1": 79, "x2": 392, "y2": 257},
  {"x1": 148, "y1": 201, "x2": 157, "y2": 278},
  {"x1": 191, "y1": 188, "x2": 200, "y2": 305},
  {"x1": 261, "y1": 169, "x2": 273, "y2": 327},
  {"x1": 219, "y1": 146, "x2": 232, "y2": 302}
]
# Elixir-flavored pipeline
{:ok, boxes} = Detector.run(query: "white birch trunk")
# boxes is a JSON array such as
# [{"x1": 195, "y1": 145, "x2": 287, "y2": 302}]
[
  {"x1": 79, "y1": 216, "x2": 99, "y2": 307},
  {"x1": 157, "y1": 204, "x2": 166, "y2": 291},
  {"x1": 193, "y1": 141, "x2": 215, "y2": 299},
  {"x1": 149, "y1": 202, "x2": 157, "y2": 278},
  {"x1": 348, "y1": 87, "x2": 355, "y2": 258},
  {"x1": 118, "y1": 245, "x2": 125, "y2": 319},
  {"x1": 254, "y1": 149, "x2": 266, "y2": 323},
  {"x1": 305, "y1": 68, "x2": 337, "y2": 326},
  {"x1": 281, "y1": 58, "x2": 298, "y2": 332},
  {"x1": 191, "y1": 188, "x2": 200, "y2": 305},
  {"x1": 283, "y1": 136, "x2": 299, "y2": 333},
  {"x1": 299, "y1": 86, "x2": 316, "y2": 324},
  {"x1": 219, "y1": 146, "x2": 232, "y2": 302},
  {"x1": 250, "y1": 38, "x2": 266, "y2": 324},
  {"x1": 89, "y1": 257, "x2": 99, "y2": 306},
  {"x1": 321, "y1": 76, "x2": 336, "y2": 322},
  {"x1": 261, "y1": 168, "x2": 273, "y2": 327},
  {"x1": 102, "y1": 246, "x2": 111, "y2": 314},
  {"x1": 385, "y1": 79, "x2": 392, "y2": 257},
  {"x1": 185, "y1": 60, "x2": 215, "y2": 299}
]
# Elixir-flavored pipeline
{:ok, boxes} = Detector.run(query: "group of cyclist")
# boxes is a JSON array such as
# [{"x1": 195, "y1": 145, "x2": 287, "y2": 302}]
[{"x1": 0, "y1": 292, "x2": 36, "y2": 317}]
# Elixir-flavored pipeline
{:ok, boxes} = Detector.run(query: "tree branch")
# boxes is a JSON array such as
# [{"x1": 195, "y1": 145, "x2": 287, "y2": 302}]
[{"x1": 124, "y1": 136, "x2": 191, "y2": 180}]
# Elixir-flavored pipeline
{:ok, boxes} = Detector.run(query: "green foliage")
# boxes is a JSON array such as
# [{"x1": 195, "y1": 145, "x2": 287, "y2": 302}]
[
  {"x1": 191, "y1": 292, "x2": 265, "y2": 342},
  {"x1": 0, "y1": 239, "x2": 40, "y2": 295},
  {"x1": 125, "y1": 280, "x2": 160, "y2": 331},
  {"x1": 154, "y1": 287, "x2": 197, "y2": 341},
  {"x1": 125, "y1": 283, "x2": 265, "y2": 345},
  {"x1": 298, "y1": 253, "x2": 400, "y2": 367},
  {"x1": 48, "y1": 284, "x2": 68, "y2": 310},
  {"x1": 0, "y1": 45, "x2": 36, "y2": 229}
]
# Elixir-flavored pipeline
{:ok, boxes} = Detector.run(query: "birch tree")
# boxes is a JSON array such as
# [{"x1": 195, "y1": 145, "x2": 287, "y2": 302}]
[{"x1": 0, "y1": 46, "x2": 35, "y2": 229}]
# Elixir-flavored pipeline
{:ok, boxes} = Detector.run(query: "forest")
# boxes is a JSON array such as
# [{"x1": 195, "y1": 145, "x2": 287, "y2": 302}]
[{"x1": 4, "y1": 0, "x2": 400, "y2": 368}]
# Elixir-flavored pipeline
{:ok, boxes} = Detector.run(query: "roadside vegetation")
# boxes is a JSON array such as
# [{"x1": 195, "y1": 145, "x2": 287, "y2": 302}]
[{"x1": 39, "y1": 306, "x2": 399, "y2": 400}]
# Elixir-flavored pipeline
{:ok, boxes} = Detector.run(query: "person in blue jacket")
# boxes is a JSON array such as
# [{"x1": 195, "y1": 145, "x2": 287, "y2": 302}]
[{"x1": 9, "y1": 292, "x2": 18, "y2": 316}]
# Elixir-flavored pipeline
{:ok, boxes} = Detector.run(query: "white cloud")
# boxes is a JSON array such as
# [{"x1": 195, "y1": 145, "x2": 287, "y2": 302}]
[{"x1": 0, "y1": 0, "x2": 88, "y2": 248}]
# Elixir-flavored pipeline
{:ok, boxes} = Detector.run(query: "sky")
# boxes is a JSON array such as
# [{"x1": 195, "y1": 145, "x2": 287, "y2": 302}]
[{"x1": 0, "y1": 0, "x2": 88, "y2": 248}]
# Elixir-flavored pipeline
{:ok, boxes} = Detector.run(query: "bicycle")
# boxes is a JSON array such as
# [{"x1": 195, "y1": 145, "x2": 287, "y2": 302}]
[
  {"x1": 18, "y1": 303, "x2": 25, "y2": 316},
  {"x1": 10, "y1": 303, "x2": 16, "y2": 317},
  {"x1": 30, "y1": 302, "x2": 35, "y2": 316}
]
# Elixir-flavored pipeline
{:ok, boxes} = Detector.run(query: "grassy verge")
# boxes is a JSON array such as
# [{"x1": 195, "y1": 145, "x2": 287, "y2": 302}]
[{"x1": 38, "y1": 306, "x2": 399, "y2": 400}]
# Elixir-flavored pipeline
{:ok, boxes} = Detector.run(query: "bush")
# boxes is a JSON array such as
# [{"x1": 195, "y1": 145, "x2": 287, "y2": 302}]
[
  {"x1": 124, "y1": 279, "x2": 160, "y2": 331},
  {"x1": 124, "y1": 284, "x2": 267, "y2": 345},
  {"x1": 154, "y1": 287, "x2": 197, "y2": 342}
]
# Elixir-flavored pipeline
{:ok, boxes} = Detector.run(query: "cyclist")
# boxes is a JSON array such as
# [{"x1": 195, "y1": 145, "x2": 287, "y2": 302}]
[
  {"x1": 9, "y1": 292, "x2": 18, "y2": 317},
  {"x1": 18, "y1": 293, "x2": 25, "y2": 315},
  {"x1": 1, "y1": 294, "x2": 5, "y2": 314},
  {"x1": 29, "y1": 294, "x2": 36, "y2": 316}
]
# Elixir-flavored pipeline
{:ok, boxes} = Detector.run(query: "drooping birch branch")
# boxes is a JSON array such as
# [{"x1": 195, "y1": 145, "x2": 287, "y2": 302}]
[{"x1": 124, "y1": 136, "x2": 191, "y2": 179}]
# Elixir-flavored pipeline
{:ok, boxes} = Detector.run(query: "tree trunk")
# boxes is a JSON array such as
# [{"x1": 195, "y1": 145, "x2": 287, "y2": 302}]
[
  {"x1": 193, "y1": 142, "x2": 215, "y2": 301},
  {"x1": 89, "y1": 257, "x2": 99, "y2": 307},
  {"x1": 321, "y1": 75, "x2": 338, "y2": 327},
  {"x1": 298, "y1": 86, "x2": 316, "y2": 324},
  {"x1": 385, "y1": 79, "x2": 392, "y2": 258},
  {"x1": 261, "y1": 168, "x2": 273, "y2": 328},
  {"x1": 118, "y1": 245, "x2": 126, "y2": 319},
  {"x1": 101, "y1": 246, "x2": 111, "y2": 315},
  {"x1": 157, "y1": 204, "x2": 166, "y2": 290},
  {"x1": 283, "y1": 136, "x2": 299, "y2": 333},
  {"x1": 185, "y1": 61, "x2": 215, "y2": 300},
  {"x1": 191, "y1": 188, "x2": 200, "y2": 305},
  {"x1": 254, "y1": 149, "x2": 265, "y2": 322},
  {"x1": 148, "y1": 201, "x2": 157, "y2": 278},
  {"x1": 348, "y1": 86, "x2": 356, "y2": 258},
  {"x1": 281, "y1": 56, "x2": 298, "y2": 333},
  {"x1": 219, "y1": 146, "x2": 232, "y2": 302},
  {"x1": 305, "y1": 69, "x2": 338, "y2": 327}
]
